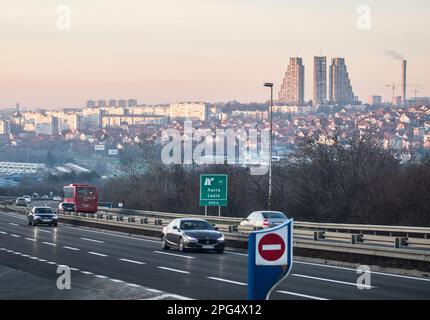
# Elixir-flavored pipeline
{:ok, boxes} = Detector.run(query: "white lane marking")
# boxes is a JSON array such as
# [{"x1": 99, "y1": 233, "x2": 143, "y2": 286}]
[
  {"x1": 70, "y1": 268, "x2": 80, "y2": 271},
  {"x1": 10, "y1": 234, "x2": 21, "y2": 238},
  {"x1": 294, "y1": 261, "x2": 430, "y2": 283},
  {"x1": 88, "y1": 251, "x2": 107, "y2": 257},
  {"x1": 9, "y1": 223, "x2": 18, "y2": 226},
  {"x1": 119, "y1": 258, "x2": 146, "y2": 265},
  {"x1": 146, "y1": 288, "x2": 163, "y2": 293},
  {"x1": 42, "y1": 242, "x2": 56, "y2": 246},
  {"x1": 63, "y1": 246, "x2": 80, "y2": 251},
  {"x1": 21, "y1": 254, "x2": 30, "y2": 257},
  {"x1": 262, "y1": 244, "x2": 281, "y2": 251},
  {"x1": 47, "y1": 261, "x2": 57, "y2": 265},
  {"x1": 80, "y1": 237, "x2": 104, "y2": 244},
  {"x1": 37, "y1": 229, "x2": 52, "y2": 233},
  {"x1": 157, "y1": 266, "x2": 190, "y2": 274},
  {"x1": 13, "y1": 252, "x2": 21, "y2": 255},
  {"x1": 126, "y1": 283, "x2": 142, "y2": 288},
  {"x1": 153, "y1": 251, "x2": 195, "y2": 259},
  {"x1": 38, "y1": 259, "x2": 47, "y2": 262},
  {"x1": 146, "y1": 294, "x2": 193, "y2": 300},
  {"x1": 110, "y1": 279, "x2": 124, "y2": 283},
  {"x1": 207, "y1": 277, "x2": 247, "y2": 286},
  {"x1": 95, "y1": 275, "x2": 108, "y2": 279},
  {"x1": 80, "y1": 271, "x2": 94, "y2": 275},
  {"x1": 225, "y1": 251, "x2": 247, "y2": 256},
  {"x1": 277, "y1": 290, "x2": 329, "y2": 300},
  {"x1": 292, "y1": 273, "x2": 375, "y2": 289},
  {"x1": 63, "y1": 225, "x2": 160, "y2": 244},
  {"x1": 25, "y1": 237, "x2": 36, "y2": 242},
  {"x1": 0, "y1": 231, "x2": 8, "y2": 235}
]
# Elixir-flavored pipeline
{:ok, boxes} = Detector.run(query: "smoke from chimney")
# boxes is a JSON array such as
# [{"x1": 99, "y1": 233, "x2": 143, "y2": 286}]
[{"x1": 385, "y1": 50, "x2": 405, "y2": 60}]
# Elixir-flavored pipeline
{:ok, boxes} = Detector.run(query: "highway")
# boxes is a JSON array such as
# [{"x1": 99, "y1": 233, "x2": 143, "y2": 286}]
[{"x1": 0, "y1": 209, "x2": 429, "y2": 300}]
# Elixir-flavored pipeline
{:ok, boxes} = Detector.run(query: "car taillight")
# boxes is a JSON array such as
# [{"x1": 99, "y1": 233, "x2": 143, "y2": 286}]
[{"x1": 263, "y1": 219, "x2": 269, "y2": 226}]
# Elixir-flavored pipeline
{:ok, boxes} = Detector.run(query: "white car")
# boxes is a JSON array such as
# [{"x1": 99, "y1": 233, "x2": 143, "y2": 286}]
[
  {"x1": 23, "y1": 195, "x2": 31, "y2": 203},
  {"x1": 53, "y1": 196, "x2": 62, "y2": 201},
  {"x1": 240, "y1": 211, "x2": 288, "y2": 230}
]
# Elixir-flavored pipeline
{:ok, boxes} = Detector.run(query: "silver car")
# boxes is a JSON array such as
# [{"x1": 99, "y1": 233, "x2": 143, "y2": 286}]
[
  {"x1": 240, "y1": 211, "x2": 287, "y2": 230},
  {"x1": 28, "y1": 207, "x2": 58, "y2": 227}
]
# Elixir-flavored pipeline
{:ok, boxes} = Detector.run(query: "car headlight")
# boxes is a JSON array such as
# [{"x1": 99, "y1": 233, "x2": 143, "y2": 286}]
[
  {"x1": 53, "y1": 215, "x2": 58, "y2": 220},
  {"x1": 217, "y1": 234, "x2": 225, "y2": 241},
  {"x1": 34, "y1": 215, "x2": 41, "y2": 219},
  {"x1": 184, "y1": 234, "x2": 197, "y2": 241}
]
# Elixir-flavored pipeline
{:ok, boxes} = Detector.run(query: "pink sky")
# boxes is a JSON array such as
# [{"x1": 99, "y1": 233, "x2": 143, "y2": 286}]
[{"x1": 0, "y1": 0, "x2": 429, "y2": 109}]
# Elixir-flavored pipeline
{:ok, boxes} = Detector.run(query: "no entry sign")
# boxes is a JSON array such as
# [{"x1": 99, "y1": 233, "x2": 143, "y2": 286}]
[{"x1": 255, "y1": 226, "x2": 290, "y2": 266}]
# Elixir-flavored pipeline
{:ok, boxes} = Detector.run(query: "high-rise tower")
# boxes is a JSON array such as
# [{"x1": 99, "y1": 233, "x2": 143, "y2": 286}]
[
  {"x1": 313, "y1": 56, "x2": 327, "y2": 105},
  {"x1": 279, "y1": 57, "x2": 305, "y2": 105},
  {"x1": 329, "y1": 58, "x2": 355, "y2": 106}
]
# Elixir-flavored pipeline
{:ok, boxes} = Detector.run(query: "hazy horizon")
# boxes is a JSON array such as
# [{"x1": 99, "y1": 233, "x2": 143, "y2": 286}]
[{"x1": 0, "y1": 0, "x2": 429, "y2": 109}]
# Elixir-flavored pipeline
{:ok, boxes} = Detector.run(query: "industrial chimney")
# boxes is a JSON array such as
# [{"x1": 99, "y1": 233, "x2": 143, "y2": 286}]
[{"x1": 402, "y1": 60, "x2": 407, "y2": 105}]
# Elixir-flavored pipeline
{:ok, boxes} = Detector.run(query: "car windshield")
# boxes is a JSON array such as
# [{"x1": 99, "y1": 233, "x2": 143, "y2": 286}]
[
  {"x1": 62, "y1": 203, "x2": 74, "y2": 208},
  {"x1": 35, "y1": 208, "x2": 54, "y2": 214},
  {"x1": 262, "y1": 212, "x2": 286, "y2": 219},
  {"x1": 180, "y1": 220, "x2": 214, "y2": 230}
]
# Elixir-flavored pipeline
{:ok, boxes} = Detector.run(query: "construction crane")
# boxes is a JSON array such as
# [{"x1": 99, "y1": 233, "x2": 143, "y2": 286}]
[{"x1": 385, "y1": 83, "x2": 420, "y2": 104}]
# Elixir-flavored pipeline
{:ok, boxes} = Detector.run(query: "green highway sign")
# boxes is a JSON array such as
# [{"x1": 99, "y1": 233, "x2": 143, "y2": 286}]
[{"x1": 200, "y1": 174, "x2": 228, "y2": 207}]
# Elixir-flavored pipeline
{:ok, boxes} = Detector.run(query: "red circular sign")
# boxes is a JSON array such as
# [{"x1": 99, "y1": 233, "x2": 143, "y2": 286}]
[{"x1": 258, "y1": 233, "x2": 285, "y2": 261}]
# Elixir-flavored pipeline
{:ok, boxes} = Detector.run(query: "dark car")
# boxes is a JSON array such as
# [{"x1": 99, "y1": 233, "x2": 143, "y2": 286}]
[
  {"x1": 28, "y1": 207, "x2": 58, "y2": 227},
  {"x1": 56, "y1": 202, "x2": 76, "y2": 214},
  {"x1": 161, "y1": 218, "x2": 225, "y2": 253}
]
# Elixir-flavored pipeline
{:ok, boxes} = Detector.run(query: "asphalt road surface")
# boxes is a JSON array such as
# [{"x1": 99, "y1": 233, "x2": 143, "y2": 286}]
[{"x1": 0, "y1": 210, "x2": 429, "y2": 300}]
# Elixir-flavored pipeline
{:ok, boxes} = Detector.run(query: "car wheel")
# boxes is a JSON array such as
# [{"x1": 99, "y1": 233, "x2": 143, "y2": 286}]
[
  {"x1": 161, "y1": 236, "x2": 170, "y2": 250},
  {"x1": 32, "y1": 221, "x2": 37, "y2": 226},
  {"x1": 53, "y1": 222, "x2": 58, "y2": 228},
  {"x1": 216, "y1": 249, "x2": 224, "y2": 254},
  {"x1": 178, "y1": 238, "x2": 185, "y2": 252},
  {"x1": 28, "y1": 221, "x2": 32, "y2": 226}
]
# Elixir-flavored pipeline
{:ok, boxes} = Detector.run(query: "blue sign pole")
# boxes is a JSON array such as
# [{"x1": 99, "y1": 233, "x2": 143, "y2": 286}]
[{"x1": 248, "y1": 219, "x2": 293, "y2": 300}]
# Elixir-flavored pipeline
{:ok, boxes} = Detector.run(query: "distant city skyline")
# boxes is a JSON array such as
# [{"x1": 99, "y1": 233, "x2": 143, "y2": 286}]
[{"x1": 0, "y1": 0, "x2": 429, "y2": 109}]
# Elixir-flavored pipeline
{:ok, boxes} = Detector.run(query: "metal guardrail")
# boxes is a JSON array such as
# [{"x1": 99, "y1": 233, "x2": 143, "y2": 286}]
[{"x1": 3, "y1": 204, "x2": 430, "y2": 263}]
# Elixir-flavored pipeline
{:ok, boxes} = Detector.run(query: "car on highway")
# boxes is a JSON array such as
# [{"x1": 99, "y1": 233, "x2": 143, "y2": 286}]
[
  {"x1": 56, "y1": 202, "x2": 76, "y2": 214},
  {"x1": 53, "y1": 195, "x2": 62, "y2": 201},
  {"x1": 23, "y1": 195, "x2": 31, "y2": 203},
  {"x1": 15, "y1": 197, "x2": 28, "y2": 207},
  {"x1": 41, "y1": 195, "x2": 49, "y2": 200},
  {"x1": 28, "y1": 206, "x2": 58, "y2": 227},
  {"x1": 161, "y1": 218, "x2": 225, "y2": 253},
  {"x1": 239, "y1": 211, "x2": 287, "y2": 230}
]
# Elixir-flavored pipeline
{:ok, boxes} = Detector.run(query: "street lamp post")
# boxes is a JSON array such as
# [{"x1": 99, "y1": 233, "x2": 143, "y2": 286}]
[{"x1": 264, "y1": 82, "x2": 273, "y2": 210}]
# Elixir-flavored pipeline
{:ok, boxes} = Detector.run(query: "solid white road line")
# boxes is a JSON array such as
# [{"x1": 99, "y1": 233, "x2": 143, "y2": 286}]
[
  {"x1": 80, "y1": 271, "x2": 94, "y2": 275},
  {"x1": 119, "y1": 258, "x2": 146, "y2": 265},
  {"x1": 276, "y1": 290, "x2": 329, "y2": 300},
  {"x1": 63, "y1": 246, "x2": 80, "y2": 251},
  {"x1": 25, "y1": 237, "x2": 36, "y2": 242},
  {"x1": 47, "y1": 261, "x2": 57, "y2": 265},
  {"x1": 80, "y1": 237, "x2": 104, "y2": 244},
  {"x1": 10, "y1": 234, "x2": 21, "y2": 238},
  {"x1": 42, "y1": 241, "x2": 56, "y2": 246},
  {"x1": 0, "y1": 231, "x2": 7, "y2": 235},
  {"x1": 95, "y1": 275, "x2": 108, "y2": 279},
  {"x1": 126, "y1": 283, "x2": 142, "y2": 288},
  {"x1": 207, "y1": 277, "x2": 247, "y2": 286},
  {"x1": 8, "y1": 223, "x2": 18, "y2": 226},
  {"x1": 146, "y1": 288, "x2": 163, "y2": 293},
  {"x1": 70, "y1": 268, "x2": 80, "y2": 271},
  {"x1": 157, "y1": 266, "x2": 190, "y2": 274},
  {"x1": 153, "y1": 251, "x2": 195, "y2": 259},
  {"x1": 88, "y1": 251, "x2": 107, "y2": 257},
  {"x1": 110, "y1": 279, "x2": 124, "y2": 283},
  {"x1": 291, "y1": 273, "x2": 375, "y2": 289}
]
